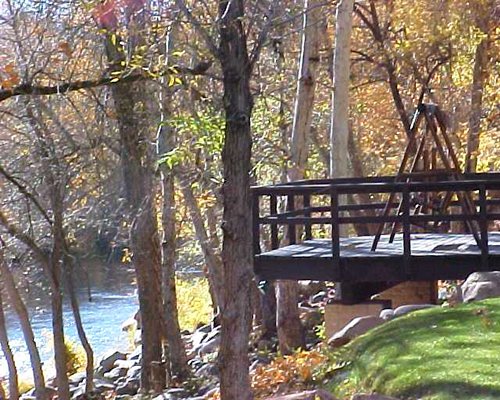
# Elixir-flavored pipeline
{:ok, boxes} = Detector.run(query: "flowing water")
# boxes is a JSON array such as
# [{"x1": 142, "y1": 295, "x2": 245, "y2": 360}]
[{"x1": 0, "y1": 262, "x2": 138, "y2": 382}]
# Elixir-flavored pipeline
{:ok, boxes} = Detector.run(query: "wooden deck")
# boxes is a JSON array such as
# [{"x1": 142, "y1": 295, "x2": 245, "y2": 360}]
[
  {"x1": 255, "y1": 232, "x2": 500, "y2": 282},
  {"x1": 252, "y1": 173, "x2": 500, "y2": 290}
]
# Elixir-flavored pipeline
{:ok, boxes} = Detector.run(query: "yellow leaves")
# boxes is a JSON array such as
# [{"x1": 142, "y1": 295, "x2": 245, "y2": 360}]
[{"x1": 121, "y1": 247, "x2": 132, "y2": 263}]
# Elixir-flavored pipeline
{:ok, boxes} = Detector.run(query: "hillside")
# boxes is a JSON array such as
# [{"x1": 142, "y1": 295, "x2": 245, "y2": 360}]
[{"x1": 330, "y1": 299, "x2": 500, "y2": 400}]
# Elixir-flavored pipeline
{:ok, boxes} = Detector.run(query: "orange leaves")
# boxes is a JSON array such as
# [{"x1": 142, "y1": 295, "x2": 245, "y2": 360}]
[
  {"x1": 250, "y1": 350, "x2": 328, "y2": 399},
  {"x1": 58, "y1": 42, "x2": 72, "y2": 58},
  {"x1": 0, "y1": 62, "x2": 20, "y2": 90}
]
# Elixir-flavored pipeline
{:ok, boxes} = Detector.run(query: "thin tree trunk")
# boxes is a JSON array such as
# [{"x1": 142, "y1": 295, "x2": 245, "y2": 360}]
[
  {"x1": 64, "y1": 256, "x2": 94, "y2": 393},
  {"x1": 218, "y1": 0, "x2": 254, "y2": 398},
  {"x1": 465, "y1": 1, "x2": 492, "y2": 172},
  {"x1": 278, "y1": 0, "x2": 326, "y2": 354},
  {"x1": 330, "y1": 0, "x2": 354, "y2": 179},
  {"x1": 0, "y1": 251, "x2": 46, "y2": 399},
  {"x1": 179, "y1": 177, "x2": 225, "y2": 309},
  {"x1": 0, "y1": 250, "x2": 19, "y2": 400},
  {"x1": 50, "y1": 204, "x2": 70, "y2": 400},
  {"x1": 157, "y1": 22, "x2": 189, "y2": 382}
]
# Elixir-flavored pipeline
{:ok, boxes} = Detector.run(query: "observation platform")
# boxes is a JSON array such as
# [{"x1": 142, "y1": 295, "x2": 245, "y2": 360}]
[{"x1": 251, "y1": 173, "x2": 500, "y2": 303}]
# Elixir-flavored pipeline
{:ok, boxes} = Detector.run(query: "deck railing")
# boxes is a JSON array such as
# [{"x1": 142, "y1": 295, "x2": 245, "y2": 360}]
[{"x1": 252, "y1": 172, "x2": 500, "y2": 277}]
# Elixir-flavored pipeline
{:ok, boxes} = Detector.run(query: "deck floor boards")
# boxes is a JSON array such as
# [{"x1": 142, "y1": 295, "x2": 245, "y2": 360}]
[{"x1": 254, "y1": 232, "x2": 500, "y2": 282}]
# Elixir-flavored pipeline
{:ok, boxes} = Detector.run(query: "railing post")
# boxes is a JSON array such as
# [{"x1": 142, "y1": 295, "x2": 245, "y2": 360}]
[
  {"x1": 479, "y1": 184, "x2": 489, "y2": 269},
  {"x1": 304, "y1": 193, "x2": 312, "y2": 240},
  {"x1": 331, "y1": 186, "x2": 341, "y2": 280},
  {"x1": 252, "y1": 192, "x2": 261, "y2": 255},
  {"x1": 270, "y1": 195, "x2": 279, "y2": 249},
  {"x1": 287, "y1": 194, "x2": 296, "y2": 244},
  {"x1": 402, "y1": 185, "x2": 411, "y2": 276}
]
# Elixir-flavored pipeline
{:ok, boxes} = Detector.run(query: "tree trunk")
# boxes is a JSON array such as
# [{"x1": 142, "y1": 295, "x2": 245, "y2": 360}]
[
  {"x1": 50, "y1": 200, "x2": 70, "y2": 400},
  {"x1": 218, "y1": 1, "x2": 254, "y2": 399},
  {"x1": 465, "y1": 1, "x2": 492, "y2": 172},
  {"x1": 106, "y1": 32, "x2": 166, "y2": 390},
  {"x1": 64, "y1": 256, "x2": 94, "y2": 393},
  {"x1": 0, "y1": 251, "x2": 19, "y2": 400},
  {"x1": 330, "y1": 0, "x2": 354, "y2": 179},
  {"x1": 278, "y1": 0, "x2": 326, "y2": 355},
  {"x1": 179, "y1": 178, "x2": 225, "y2": 309},
  {"x1": 156, "y1": 21, "x2": 189, "y2": 382},
  {"x1": 0, "y1": 251, "x2": 46, "y2": 399},
  {"x1": 131, "y1": 197, "x2": 166, "y2": 391}
]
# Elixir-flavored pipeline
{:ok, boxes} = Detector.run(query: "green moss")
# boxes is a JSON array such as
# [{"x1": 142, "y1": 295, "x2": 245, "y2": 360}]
[{"x1": 328, "y1": 299, "x2": 500, "y2": 400}]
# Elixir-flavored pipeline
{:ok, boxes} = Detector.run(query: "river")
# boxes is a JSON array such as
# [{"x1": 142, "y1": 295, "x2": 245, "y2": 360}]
[{"x1": 0, "y1": 262, "x2": 138, "y2": 382}]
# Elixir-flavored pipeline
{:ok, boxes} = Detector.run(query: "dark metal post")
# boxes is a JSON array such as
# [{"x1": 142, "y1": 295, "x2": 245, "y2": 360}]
[
  {"x1": 287, "y1": 194, "x2": 296, "y2": 244},
  {"x1": 270, "y1": 195, "x2": 279, "y2": 249},
  {"x1": 304, "y1": 194, "x2": 312, "y2": 240},
  {"x1": 252, "y1": 192, "x2": 261, "y2": 255},
  {"x1": 331, "y1": 187, "x2": 341, "y2": 280},
  {"x1": 479, "y1": 184, "x2": 489, "y2": 269},
  {"x1": 402, "y1": 185, "x2": 411, "y2": 276}
]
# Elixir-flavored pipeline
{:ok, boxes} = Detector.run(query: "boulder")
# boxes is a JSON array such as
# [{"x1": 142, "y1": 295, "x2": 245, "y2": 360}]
[
  {"x1": 115, "y1": 378, "x2": 139, "y2": 396},
  {"x1": 99, "y1": 350, "x2": 127, "y2": 373},
  {"x1": 191, "y1": 329, "x2": 208, "y2": 350},
  {"x1": 311, "y1": 291, "x2": 327, "y2": 304},
  {"x1": 115, "y1": 359, "x2": 137, "y2": 369},
  {"x1": 379, "y1": 309, "x2": 394, "y2": 321},
  {"x1": 128, "y1": 345, "x2": 142, "y2": 361},
  {"x1": 351, "y1": 394, "x2": 400, "y2": 400},
  {"x1": 127, "y1": 365, "x2": 142, "y2": 380},
  {"x1": 265, "y1": 389, "x2": 337, "y2": 400},
  {"x1": 68, "y1": 371, "x2": 86, "y2": 385},
  {"x1": 462, "y1": 271, "x2": 500, "y2": 302},
  {"x1": 104, "y1": 366, "x2": 128, "y2": 380},
  {"x1": 328, "y1": 316, "x2": 384, "y2": 348},
  {"x1": 393, "y1": 304, "x2": 436, "y2": 317}
]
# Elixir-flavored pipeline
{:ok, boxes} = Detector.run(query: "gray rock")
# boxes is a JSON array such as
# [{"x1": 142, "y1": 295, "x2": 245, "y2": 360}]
[
  {"x1": 265, "y1": 389, "x2": 337, "y2": 399},
  {"x1": 116, "y1": 378, "x2": 140, "y2": 396},
  {"x1": 328, "y1": 316, "x2": 384, "y2": 348},
  {"x1": 99, "y1": 350, "x2": 127, "y2": 373},
  {"x1": 198, "y1": 336, "x2": 221, "y2": 356},
  {"x1": 128, "y1": 345, "x2": 142, "y2": 361},
  {"x1": 202, "y1": 326, "x2": 221, "y2": 343},
  {"x1": 311, "y1": 291, "x2": 327, "y2": 303},
  {"x1": 393, "y1": 304, "x2": 436, "y2": 317},
  {"x1": 197, "y1": 363, "x2": 218, "y2": 377},
  {"x1": 94, "y1": 381, "x2": 116, "y2": 393},
  {"x1": 115, "y1": 358, "x2": 137, "y2": 369},
  {"x1": 351, "y1": 394, "x2": 400, "y2": 400},
  {"x1": 68, "y1": 371, "x2": 87, "y2": 385},
  {"x1": 191, "y1": 329, "x2": 208, "y2": 350},
  {"x1": 104, "y1": 366, "x2": 128, "y2": 380},
  {"x1": 127, "y1": 365, "x2": 142, "y2": 380},
  {"x1": 462, "y1": 271, "x2": 500, "y2": 302},
  {"x1": 379, "y1": 308, "x2": 394, "y2": 321}
]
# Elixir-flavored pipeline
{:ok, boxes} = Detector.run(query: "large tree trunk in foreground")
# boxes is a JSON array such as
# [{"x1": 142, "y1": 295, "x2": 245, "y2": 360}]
[
  {"x1": 0, "y1": 251, "x2": 46, "y2": 399},
  {"x1": 465, "y1": 1, "x2": 492, "y2": 173},
  {"x1": 218, "y1": 0, "x2": 254, "y2": 399},
  {"x1": 0, "y1": 250, "x2": 19, "y2": 400}
]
